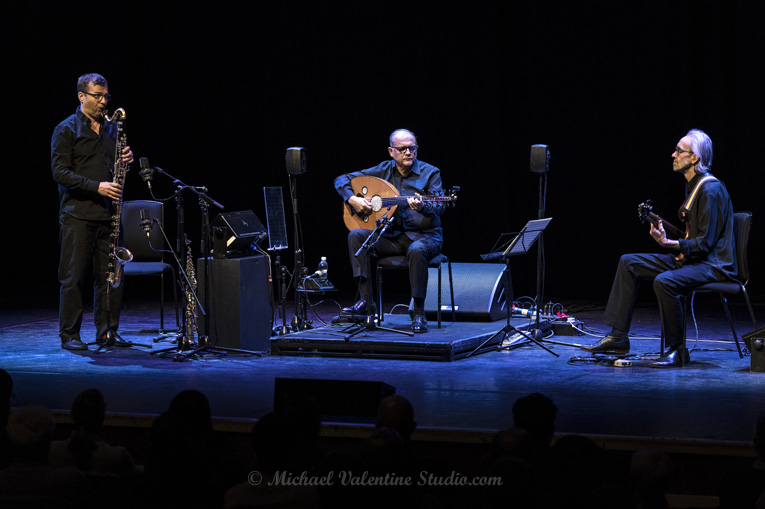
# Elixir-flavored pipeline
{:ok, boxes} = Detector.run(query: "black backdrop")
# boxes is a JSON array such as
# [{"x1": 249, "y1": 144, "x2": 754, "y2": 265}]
[{"x1": 4, "y1": 1, "x2": 764, "y2": 308}]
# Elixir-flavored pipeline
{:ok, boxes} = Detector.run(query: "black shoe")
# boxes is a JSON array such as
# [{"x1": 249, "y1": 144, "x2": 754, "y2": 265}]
[
  {"x1": 61, "y1": 338, "x2": 88, "y2": 351},
  {"x1": 96, "y1": 333, "x2": 132, "y2": 347},
  {"x1": 650, "y1": 347, "x2": 690, "y2": 368},
  {"x1": 581, "y1": 334, "x2": 630, "y2": 354},
  {"x1": 342, "y1": 299, "x2": 374, "y2": 315},
  {"x1": 412, "y1": 314, "x2": 428, "y2": 333}
]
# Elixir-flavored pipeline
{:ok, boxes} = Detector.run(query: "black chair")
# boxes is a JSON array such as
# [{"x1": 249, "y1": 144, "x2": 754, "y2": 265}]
[
  {"x1": 667, "y1": 211, "x2": 756, "y2": 363},
  {"x1": 121, "y1": 200, "x2": 180, "y2": 331},
  {"x1": 375, "y1": 253, "x2": 456, "y2": 329}
]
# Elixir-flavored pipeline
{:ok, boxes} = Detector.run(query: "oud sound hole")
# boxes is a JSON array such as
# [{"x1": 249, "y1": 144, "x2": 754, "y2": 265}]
[{"x1": 370, "y1": 195, "x2": 382, "y2": 212}]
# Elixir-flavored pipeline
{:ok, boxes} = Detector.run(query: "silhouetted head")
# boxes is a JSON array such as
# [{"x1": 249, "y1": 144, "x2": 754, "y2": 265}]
[
  {"x1": 169, "y1": 390, "x2": 212, "y2": 435},
  {"x1": 376, "y1": 394, "x2": 417, "y2": 443},
  {"x1": 512, "y1": 393, "x2": 557, "y2": 450},
  {"x1": 0, "y1": 369, "x2": 13, "y2": 427},
  {"x1": 6, "y1": 405, "x2": 55, "y2": 463},
  {"x1": 71, "y1": 388, "x2": 106, "y2": 433},
  {"x1": 490, "y1": 426, "x2": 534, "y2": 462}
]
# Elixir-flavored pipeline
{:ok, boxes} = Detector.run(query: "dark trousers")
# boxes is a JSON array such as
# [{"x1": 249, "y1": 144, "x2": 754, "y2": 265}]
[
  {"x1": 347, "y1": 229, "x2": 442, "y2": 300},
  {"x1": 58, "y1": 213, "x2": 124, "y2": 341},
  {"x1": 602, "y1": 253, "x2": 723, "y2": 348}
]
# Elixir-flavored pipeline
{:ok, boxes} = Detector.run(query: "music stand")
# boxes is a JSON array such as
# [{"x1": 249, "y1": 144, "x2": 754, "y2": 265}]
[
  {"x1": 470, "y1": 218, "x2": 558, "y2": 357},
  {"x1": 264, "y1": 186, "x2": 291, "y2": 335}
]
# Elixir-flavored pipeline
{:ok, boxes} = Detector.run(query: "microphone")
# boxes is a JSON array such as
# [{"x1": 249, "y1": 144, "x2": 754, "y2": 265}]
[
  {"x1": 139, "y1": 157, "x2": 154, "y2": 190},
  {"x1": 140, "y1": 209, "x2": 153, "y2": 238}
]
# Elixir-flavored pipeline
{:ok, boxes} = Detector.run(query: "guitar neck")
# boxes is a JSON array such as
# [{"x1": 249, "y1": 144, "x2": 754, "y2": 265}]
[{"x1": 645, "y1": 212, "x2": 685, "y2": 240}]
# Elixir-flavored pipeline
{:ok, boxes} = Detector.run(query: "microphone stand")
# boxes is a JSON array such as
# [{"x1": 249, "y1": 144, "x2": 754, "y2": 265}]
[
  {"x1": 145, "y1": 167, "x2": 259, "y2": 361},
  {"x1": 149, "y1": 222, "x2": 206, "y2": 359},
  {"x1": 341, "y1": 215, "x2": 414, "y2": 341}
]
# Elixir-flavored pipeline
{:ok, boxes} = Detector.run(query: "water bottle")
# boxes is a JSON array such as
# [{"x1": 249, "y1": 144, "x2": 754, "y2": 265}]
[{"x1": 317, "y1": 257, "x2": 328, "y2": 278}]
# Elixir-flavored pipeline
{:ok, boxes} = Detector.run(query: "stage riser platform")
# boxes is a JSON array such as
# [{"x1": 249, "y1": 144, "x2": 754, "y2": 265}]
[{"x1": 270, "y1": 315, "x2": 536, "y2": 361}]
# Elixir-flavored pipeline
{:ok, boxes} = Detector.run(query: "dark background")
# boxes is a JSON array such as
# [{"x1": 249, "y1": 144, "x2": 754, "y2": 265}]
[{"x1": 3, "y1": 1, "x2": 764, "y2": 310}]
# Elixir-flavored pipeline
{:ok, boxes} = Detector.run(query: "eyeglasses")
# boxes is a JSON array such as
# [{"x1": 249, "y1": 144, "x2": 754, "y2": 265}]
[
  {"x1": 674, "y1": 146, "x2": 693, "y2": 155},
  {"x1": 392, "y1": 145, "x2": 418, "y2": 154},
  {"x1": 82, "y1": 91, "x2": 111, "y2": 102}
]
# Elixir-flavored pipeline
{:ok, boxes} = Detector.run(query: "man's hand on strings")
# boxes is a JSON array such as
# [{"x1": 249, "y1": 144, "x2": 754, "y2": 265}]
[
  {"x1": 348, "y1": 195, "x2": 372, "y2": 214},
  {"x1": 650, "y1": 220, "x2": 679, "y2": 249},
  {"x1": 407, "y1": 193, "x2": 424, "y2": 211}
]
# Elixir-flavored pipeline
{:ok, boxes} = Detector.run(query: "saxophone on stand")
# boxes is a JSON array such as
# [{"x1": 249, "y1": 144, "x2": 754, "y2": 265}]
[
  {"x1": 104, "y1": 108, "x2": 133, "y2": 289},
  {"x1": 183, "y1": 235, "x2": 199, "y2": 347}
]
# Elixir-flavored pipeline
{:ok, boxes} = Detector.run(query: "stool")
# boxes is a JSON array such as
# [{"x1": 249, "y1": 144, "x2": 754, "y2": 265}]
[{"x1": 375, "y1": 253, "x2": 456, "y2": 329}]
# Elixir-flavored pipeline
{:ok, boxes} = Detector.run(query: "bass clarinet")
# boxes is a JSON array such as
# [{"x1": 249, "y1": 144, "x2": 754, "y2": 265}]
[{"x1": 103, "y1": 108, "x2": 133, "y2": 288}]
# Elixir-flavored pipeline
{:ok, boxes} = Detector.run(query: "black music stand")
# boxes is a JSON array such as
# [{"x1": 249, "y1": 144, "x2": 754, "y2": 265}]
[
  {"x1": 469, "y1": 218, "x2": 557, "y2": 357},
  {"x1": 264, "y1": 186, "x2": 291, "y2": 335}
]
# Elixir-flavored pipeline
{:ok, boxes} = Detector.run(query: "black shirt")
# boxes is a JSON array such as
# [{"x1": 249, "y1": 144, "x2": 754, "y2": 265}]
[
  {"x1": 334, "y1": 159, "x2": 445, "y2": 242},
  {"x1": 51, "y1": 108, "x2": 118, "y2": 221},
  {"x1": 677, "y1": 173, "x2": 737, "y2": 279}
]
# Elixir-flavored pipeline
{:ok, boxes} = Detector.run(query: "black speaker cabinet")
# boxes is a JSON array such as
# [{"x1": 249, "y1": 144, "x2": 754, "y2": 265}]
[
  {"x1": 530, "y1": 144, "x2": 550, "y2": 174},
  {"x1": 285, "y1": 147, "x2": 307, "y2": 175},
  {"x1": 419, "y1": 262, "x2": 510, "y2": 322},
  {"x1": 197, "y1": 255, "x2": 272, "y2": 352},
  {"x1": 211, "y1": 211, "x2": 266, "y2": 254},
  {"x1": 273, "y1": 377, "x2": 395, "y2": 419},
  {"x1": 743, "y1": 326, "x2": 765, "y2": 373}
]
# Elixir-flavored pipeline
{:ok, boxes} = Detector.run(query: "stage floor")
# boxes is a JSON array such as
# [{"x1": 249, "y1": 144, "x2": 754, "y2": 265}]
[{"x1": 1, "y1": 295, "x2": 764, "y2": 444}]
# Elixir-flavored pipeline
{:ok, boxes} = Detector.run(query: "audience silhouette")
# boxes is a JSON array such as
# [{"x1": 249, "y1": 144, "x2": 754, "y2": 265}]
[
  {"x1": 0, "y1": 405, "x2": 94, "y2": 508},
  {"x1": 2, "y1": 376, "x2": 758, "y2": 508}
]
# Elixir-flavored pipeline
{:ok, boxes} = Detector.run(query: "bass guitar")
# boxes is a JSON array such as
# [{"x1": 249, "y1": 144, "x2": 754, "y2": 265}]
[
  {"x1": 342, "y1": 176, "x2": 459, "y2": 231},
  {"x1": 637, "y1": 200, "x2": 687, "y2": 240}
]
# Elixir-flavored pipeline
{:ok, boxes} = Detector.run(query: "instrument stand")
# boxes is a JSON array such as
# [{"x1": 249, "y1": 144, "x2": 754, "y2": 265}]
[
  {"x1": 341, "y1": 215, "x2": 414, "y2": 341},
  {"x1": 148, "y1": 220, "x2": 202, "y2": 359},
  {"x1": 472, "y1": 219, "x2": 557, "y2": 357}
]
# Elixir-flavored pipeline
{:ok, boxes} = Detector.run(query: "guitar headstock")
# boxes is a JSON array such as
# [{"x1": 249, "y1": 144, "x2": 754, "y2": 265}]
[
  {"x1": 447, "y1": 186, "x2": 460, "y2": 206},
  {"x1": 637, "y1": 199, "x2": 653, "y2": 224}
]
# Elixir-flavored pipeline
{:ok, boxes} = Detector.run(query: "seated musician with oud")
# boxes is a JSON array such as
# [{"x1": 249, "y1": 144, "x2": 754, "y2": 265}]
[{"x1": 333, "y1": 129, "x2": 446, "y2": 333}]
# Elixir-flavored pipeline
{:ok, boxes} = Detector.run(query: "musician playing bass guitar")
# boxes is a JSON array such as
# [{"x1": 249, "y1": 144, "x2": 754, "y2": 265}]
[
  {"x1": 581, "y1": 129, "x2": 737, "y2": 367},
  {"x1": 333, "y1": 129, "x2": 446, "y2": 333}
]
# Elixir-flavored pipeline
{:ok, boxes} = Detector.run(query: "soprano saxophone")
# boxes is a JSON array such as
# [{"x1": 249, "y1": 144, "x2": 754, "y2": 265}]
[
  {"x1": 184, "y1": 235, "x2": 199, "y2": 345},
  {"x1": 103, "y1": 108, "x2": 133, "y2": 288}
]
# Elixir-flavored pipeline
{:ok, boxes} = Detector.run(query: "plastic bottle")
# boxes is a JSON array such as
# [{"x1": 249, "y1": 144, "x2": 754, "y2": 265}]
[{"x1": 318, "y1": 257, "x2": 328, "y2": 278}]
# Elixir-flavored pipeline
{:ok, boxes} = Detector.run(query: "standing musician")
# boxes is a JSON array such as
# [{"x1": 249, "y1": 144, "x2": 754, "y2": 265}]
[
  {"x1": 334, "y1": 129, "x2": 446, "y2": 333},
  {"x1": 51, "y1": 73, "x2": 134, "y2": 351},
  {"x1": 581, "y1": 129, "x2": 736, "y2": 367}
]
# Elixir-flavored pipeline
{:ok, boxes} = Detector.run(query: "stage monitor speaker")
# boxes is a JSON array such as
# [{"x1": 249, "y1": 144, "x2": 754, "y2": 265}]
[
  {"x1": 211, "y1": 211, "x2": 266, "y2": 255},
  {"x1": 273, "y1": 377, "x2": 395, "y2": 420},
  {"x1": 743, "y1": 326, "x2": 765, "y2": 373},
  {"x1": 419, "y1": 262, "x2": 510, "y2": 322},
  {"x1": 197, "y1": 255, "x2": 272, "y2": 352},
  {"x1": 285, "y1": 147, "x2": 307, "y2": 175},
  {"x1": 530, "y1": 144, "x2": 550, "y2": 174}
]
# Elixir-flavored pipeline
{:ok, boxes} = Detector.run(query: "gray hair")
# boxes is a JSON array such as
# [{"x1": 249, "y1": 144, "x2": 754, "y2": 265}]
[
  {"x1": 389, "y1": 129, "x2": 417, "y2": 147},
  {"x1": 686, "y1": 129, "x2": 713, "y2": 174},
  {"x1": 77, "y1": 73, "x2": 107, "y2": 93}
]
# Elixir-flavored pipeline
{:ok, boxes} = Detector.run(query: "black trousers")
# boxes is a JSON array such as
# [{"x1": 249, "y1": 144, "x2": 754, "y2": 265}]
[
  {"x1": 602, "y1": 253, "x2": 724, "y2": 348},
  {"x1": 347, "y1": 229, "x2": 442, "y2": 300},
  {"x1": 58, "y1": 213, "x2": 124, "y2": 341}
]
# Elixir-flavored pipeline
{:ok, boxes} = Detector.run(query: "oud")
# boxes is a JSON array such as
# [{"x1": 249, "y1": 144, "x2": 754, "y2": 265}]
[{"x1": 342, "y1": 176, "x2": 459, "y2": 231}]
